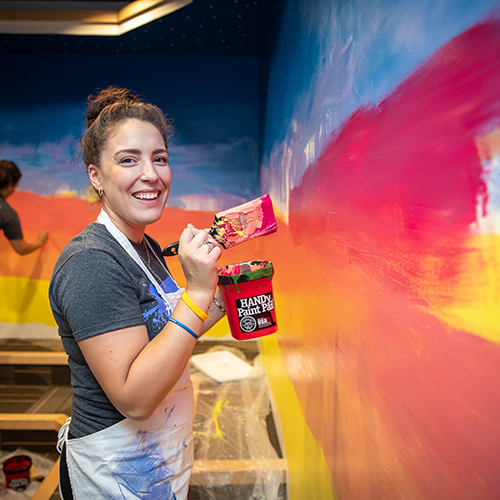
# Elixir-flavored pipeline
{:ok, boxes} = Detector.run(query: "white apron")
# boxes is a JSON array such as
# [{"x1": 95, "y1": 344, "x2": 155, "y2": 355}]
[
  {"x1": 57, "y1": 210, "x2": 194, "y2": 499},
  {"x1": 59, "y1": 364, "x2": 194, "y2": 499}
]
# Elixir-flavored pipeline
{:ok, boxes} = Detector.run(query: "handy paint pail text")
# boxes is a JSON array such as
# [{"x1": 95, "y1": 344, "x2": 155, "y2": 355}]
[
  {"x1": 218, "y1": 260, "x2": 277, "y2": 340},
  {"x1": 3, "y1": 455, "x2": 32, "y2": 491}
]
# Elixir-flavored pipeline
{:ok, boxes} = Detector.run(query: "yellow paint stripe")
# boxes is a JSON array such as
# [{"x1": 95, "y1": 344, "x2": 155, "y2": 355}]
[
  {"x1": 213, "y1": 399, "x2": 228, "y2": 439},
  {"x1": 204, "y1": 316, "x2": 231, "y2": 339},
  {"x1": 426, "y1": 234, "x2": 500, "y2": 344},
  {"x1": 0, "y1": 275, "x2": 232, "y2": 336},
  {"x1": 260, "y1": 333, "x2": 337, "y2": 500},
  {"x1": 0, "y1": 276, "x2": 55, "y2": 326}
]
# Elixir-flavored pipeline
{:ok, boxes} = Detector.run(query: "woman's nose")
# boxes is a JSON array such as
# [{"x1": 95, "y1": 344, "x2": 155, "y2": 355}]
[{"x1": 141, "y1": 161, "x2": 159, "y2": 181}]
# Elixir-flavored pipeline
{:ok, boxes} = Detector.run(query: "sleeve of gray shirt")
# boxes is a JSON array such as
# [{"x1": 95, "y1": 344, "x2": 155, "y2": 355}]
[
  {"x1": 0, "y1": 200, "x2": 23, "y2": 240},
  {"x1": 50, "y1": 248, "x2": 146, "y2": 342}
]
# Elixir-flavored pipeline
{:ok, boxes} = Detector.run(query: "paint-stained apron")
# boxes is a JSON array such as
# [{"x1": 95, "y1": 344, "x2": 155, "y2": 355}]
[{"x1": 58, "y1": 362, "x2": 194, "y2": 499}]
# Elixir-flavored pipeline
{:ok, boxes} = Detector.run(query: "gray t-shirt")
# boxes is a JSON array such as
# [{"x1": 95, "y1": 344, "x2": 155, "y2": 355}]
[
  {"x1": 49, "y1": 223, "x2": 180, "y2": 438},
  {"x1": 0, "y1": 193, "x2": 23, "y2": 240}
]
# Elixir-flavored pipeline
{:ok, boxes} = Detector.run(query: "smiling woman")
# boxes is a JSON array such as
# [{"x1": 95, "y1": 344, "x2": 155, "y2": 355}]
[
  {"x1": 48, "y1": 86, "x2": 227, "y2": 499},
  {"x1": 88, "y1": 118, "x2": 172, "y2": 243},
  {"x1": 82, "y1": 87, "x2": 174, "y2": 243}
]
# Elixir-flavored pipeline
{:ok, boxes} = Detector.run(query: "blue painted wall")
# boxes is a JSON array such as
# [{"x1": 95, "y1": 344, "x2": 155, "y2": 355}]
[{"x1": 0, "y1": 54, "x2": 260, "y2": 209}]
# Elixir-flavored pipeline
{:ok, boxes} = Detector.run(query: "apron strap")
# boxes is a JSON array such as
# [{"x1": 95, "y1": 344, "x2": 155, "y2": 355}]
[
  {"x1": 57, "y1": 417, "x2": 72, "y2": 454},
  {"x1": 97, "y1": 209, "x2": 181, "y2": 315}
]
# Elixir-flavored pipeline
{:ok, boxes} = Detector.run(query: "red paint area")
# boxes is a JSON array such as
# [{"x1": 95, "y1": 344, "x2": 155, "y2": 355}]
[{"x1": 284, "y1": 18, "x2": 500, "y2": 499}]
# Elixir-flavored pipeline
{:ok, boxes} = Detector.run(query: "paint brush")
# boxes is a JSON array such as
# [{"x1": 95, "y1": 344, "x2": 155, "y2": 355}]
[{"x1": 162, "y1": 194, "x2": 278, "y2": 256}]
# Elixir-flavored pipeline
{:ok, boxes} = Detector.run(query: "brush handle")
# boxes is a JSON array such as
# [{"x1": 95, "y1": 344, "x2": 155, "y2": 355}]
[
  {"x1": 162, "y1": 241, "x2": 179, "y2": 256},
  {"x1": 162, "y1": 227, "x2": 222, "y2": 257}
]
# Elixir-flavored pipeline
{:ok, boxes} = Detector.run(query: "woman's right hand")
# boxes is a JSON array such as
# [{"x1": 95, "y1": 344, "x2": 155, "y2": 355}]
[{"x1": 177, "y1": 224, "x2": 222, "y2": 300}]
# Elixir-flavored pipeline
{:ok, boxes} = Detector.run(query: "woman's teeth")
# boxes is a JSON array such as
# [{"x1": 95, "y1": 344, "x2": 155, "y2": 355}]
[{"x1": 134, "y1": 192, "x2": 159, "y2": 200}]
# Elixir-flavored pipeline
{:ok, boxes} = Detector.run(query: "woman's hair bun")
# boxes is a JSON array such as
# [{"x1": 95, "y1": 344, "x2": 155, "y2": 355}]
[{"x1": 85, "y1": 86, "x2": 143, "y2": 128}]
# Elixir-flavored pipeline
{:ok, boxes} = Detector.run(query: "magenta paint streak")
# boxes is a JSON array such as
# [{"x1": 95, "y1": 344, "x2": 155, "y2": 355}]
[
  {"x1": 291, "y1": 20, "x2": 500, "y2": 242},
  {"x1": 291, "y1": 18, "x2": 500, "y2": 303},
  {"x1": 286, "y1": 18, "x2": 500, "y2": 499},
  {"x1": 215, "y1": 193, "x2": 278, "y2": 248}
]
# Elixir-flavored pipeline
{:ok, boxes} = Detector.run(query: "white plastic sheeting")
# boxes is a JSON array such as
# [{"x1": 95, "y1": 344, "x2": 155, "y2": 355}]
[{"x1": 191, "y1": 347, "x2": 285, "y2": 500}]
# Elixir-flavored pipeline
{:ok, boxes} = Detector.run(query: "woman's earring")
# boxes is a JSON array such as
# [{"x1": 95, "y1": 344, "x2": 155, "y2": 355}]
[{"x1": 98, "y1": 188, "x2": 102, "y2": 197}]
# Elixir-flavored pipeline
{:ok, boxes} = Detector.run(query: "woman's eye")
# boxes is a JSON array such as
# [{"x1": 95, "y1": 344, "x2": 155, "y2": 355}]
[
  {"x1": 120, "y1": 157, "x2": 135, "y2": 165},
  {"x1": 154, "y1": 156, "x2": 168, "y2": 165}
]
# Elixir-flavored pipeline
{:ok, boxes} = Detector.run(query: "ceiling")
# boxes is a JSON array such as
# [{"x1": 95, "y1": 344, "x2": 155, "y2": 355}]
[{"x1": 0, "y1": 0, "x2": 272, "y2": 56}]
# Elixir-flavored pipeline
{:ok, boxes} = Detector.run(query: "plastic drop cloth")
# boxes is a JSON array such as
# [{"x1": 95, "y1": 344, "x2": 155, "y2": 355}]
[{"x1": 191, "y1": 347, "x2": 284, "y2": 500}]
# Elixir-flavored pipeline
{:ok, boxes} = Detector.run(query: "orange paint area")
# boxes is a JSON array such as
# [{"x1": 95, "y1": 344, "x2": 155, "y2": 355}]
[{"x1": 0, "y1": 191, "x2": 264, "y2": 286}]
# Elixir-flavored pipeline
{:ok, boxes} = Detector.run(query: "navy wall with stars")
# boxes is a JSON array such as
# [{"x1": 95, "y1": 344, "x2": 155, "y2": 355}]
[{"x1": 0, "y1": 0, "x2": 272, "y2": 208}]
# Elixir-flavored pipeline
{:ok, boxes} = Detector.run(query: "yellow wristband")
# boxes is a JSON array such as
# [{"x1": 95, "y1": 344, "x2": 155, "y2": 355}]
[{"x1": 181, "y1": 291, "x2": 210, "y2": 321}]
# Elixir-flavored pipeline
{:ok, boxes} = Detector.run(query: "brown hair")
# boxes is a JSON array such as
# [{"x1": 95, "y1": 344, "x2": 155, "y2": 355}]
[
  {"x1": 81, "y1": 86, "x2": 172, "y2": 170},
  {"x1": 0, "y1": 160, "x2": 22, "y2": 190}
]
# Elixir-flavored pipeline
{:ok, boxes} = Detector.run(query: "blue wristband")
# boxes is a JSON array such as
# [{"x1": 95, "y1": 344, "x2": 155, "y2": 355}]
[{"x1": 168, "y1": 316, "x2": 199, "y2": 340}]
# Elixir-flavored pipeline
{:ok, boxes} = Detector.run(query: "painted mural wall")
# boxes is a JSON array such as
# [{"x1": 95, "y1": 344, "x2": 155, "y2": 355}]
[
  {"x1": 0, "y1": 54, "x2": 260, "y2": 339},
  {"x1": 259, "y1": 0, "x2": 500, "y2": 499},
  {"x1": 2, "y1": 1, "x2": 500, "y2": 498}
]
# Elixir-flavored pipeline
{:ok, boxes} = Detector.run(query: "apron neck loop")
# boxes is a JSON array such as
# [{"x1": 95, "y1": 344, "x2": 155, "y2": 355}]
[{"x1": 97, "y1": 209, "x2": 174, "y2": 315}]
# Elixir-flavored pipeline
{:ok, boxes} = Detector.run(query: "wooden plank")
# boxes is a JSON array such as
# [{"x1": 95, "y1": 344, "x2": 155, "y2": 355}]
[
  {"x1": 191, "y1": 458, "x2": 287, "y2": 486},
  {"x1": 0, "y1": 413, "x2": 68, "y2": 432},
  {"x1": 0, "y1": 351, "x2": 67, "y2": 365},
  {"x1": 28, "y1": 386, "x2": 72, "y2": 414},
  {"x1": 31, "y1": 458, "x2": 60, "y2": 500},
  {"x1": 0, "y1": 414, "x2": 65, "y2": 499}
]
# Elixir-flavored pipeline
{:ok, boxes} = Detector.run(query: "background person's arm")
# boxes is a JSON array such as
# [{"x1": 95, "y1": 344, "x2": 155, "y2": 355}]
[{"x1": 9, "y1": 230, "x2": 49, "y2": 255}]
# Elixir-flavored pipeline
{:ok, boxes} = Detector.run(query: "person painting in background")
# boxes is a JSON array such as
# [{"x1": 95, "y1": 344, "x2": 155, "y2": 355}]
[
  {"x1": 49, "y1": 86, "x2": 227, "y2": 499},
  {"x1": 0, "y1": 160, "x2": 49, "y2": 255}
]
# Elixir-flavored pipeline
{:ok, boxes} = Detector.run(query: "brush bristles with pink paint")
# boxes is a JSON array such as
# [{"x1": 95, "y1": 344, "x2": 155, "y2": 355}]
[{"x1": 162, "y1": 194, "x2": 278, "y2": 256}]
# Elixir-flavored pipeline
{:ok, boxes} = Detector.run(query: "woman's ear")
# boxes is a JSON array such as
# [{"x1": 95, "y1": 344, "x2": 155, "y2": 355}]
[{"x1": 88, "y1": 164, "x2": 102, "y2": 192}]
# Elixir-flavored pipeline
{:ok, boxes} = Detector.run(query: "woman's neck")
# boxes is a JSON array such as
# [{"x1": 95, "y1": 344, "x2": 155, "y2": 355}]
[{"x1": 100, "y1": 208, "x2": 145, "y2": 244}]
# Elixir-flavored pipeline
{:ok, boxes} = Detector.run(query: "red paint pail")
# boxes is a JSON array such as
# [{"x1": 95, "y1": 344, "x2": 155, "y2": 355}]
[
  {"x1": 3, "y1": 455, "x2": 32, "y2": 491},
  {"x1": 218, "y1": 260, "x2": 277, "y2": 340}
]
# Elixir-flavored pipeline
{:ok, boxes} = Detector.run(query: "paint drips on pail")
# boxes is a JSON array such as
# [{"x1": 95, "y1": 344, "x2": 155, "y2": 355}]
[{"x1": 218, "y1": 260, "x2": 277, "y2": 340}]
